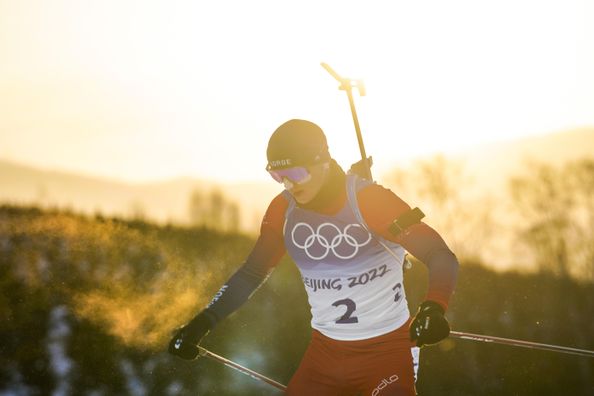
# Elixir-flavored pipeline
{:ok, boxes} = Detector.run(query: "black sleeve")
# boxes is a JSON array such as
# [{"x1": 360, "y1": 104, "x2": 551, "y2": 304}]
[
  {"x1": 203, "y1": 224, "x2": 286, "y2": 324},
  {"x1": 399, "y1": 223, "x2": 459, "y2": 309}
]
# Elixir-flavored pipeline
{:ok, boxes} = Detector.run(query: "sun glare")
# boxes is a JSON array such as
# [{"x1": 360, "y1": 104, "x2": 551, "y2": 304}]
[{"x1": 0, "y1": 1, "x2": 592, "y2": 182}]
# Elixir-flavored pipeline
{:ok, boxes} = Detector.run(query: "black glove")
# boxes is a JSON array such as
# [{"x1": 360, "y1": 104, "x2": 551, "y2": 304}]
[
  {"x1": 409, "y1": 300, "x2": 450, "y2": 347},
  {"x1": 168, "y1": 311, "x2": 216, "y2": 360}
]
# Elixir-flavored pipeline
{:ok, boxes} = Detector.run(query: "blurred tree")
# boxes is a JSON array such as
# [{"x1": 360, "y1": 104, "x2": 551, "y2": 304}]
[
  {"x1": 224, "y1": 202, "x2": 241, "y2": 233},
  {"x1": 386, "y1": 155, "x2": 495, "y2": 262},
  {"x1": 207, "y1": 189, "x2": 225, "y2": 229},
  {"x1": 128, "y1": 200, "x2": 146, "y2": 222},
  {"x1": 510, "y1": 159, "x2": 594, "y2": 279},
  {"x1": 188, "y1": 189, "x2": 206, "y2": 226},
  {"x1": 188, "y1": 188, "x2": 242, "y2": 233},
  {"x1": 567, "y1": 159, "x2": 594, "y2": 280}
]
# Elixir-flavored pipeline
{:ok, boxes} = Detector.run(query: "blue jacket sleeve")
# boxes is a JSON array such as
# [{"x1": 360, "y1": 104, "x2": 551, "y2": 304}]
[{"x1": 203, "y1": 195, "x2": 287, "y2": 324}]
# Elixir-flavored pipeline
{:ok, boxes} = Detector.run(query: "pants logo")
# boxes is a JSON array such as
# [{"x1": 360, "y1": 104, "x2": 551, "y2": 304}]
[{"x1": 372, "y1": 374, "x2": 399, "y2": 396}]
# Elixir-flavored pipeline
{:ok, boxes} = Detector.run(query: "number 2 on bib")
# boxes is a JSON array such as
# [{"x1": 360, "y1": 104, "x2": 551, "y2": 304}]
[
  {"x1": 332, "y1": 298, "x2": 358, "y2": 324},
  {"x1": 332, "y1": 284, "x2": 404, "y2": 324}
]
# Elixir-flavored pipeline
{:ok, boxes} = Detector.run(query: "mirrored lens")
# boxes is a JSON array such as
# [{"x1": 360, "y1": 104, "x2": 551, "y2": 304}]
[{"x1": 268, "y1": 167, "x2": 310, "y2": 184}]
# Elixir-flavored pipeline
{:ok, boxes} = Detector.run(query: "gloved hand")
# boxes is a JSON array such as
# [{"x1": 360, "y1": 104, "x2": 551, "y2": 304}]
[
  {"x1": 409, "y1": 300, "x2": 450, "y2": 347},
  {"x1": 168, "y1": 311, "x2": 215, "y2": 360}
]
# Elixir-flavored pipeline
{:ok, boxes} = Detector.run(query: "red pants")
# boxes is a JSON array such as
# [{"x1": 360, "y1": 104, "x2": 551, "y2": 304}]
[{"x1": 286, "y1": 322, "x2": 420, "y2": 396}]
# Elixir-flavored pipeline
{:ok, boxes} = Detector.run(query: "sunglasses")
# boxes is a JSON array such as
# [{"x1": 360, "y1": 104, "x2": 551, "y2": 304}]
[{"x1": 267, "y1": 166, "x2": 312, "y2": 185}]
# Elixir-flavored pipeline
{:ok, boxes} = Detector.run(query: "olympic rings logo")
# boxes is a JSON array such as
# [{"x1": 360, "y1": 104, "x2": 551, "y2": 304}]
[{"x1": 291, "y1": 222, "x2": 372, "y2": 260}]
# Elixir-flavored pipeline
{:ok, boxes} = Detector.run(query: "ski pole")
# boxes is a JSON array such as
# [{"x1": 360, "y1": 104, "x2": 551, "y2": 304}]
[
  {"x1": 450, "y1": 331, "x2": 594, "y2": 358},
  {"x1": 197, "y1": 346, "x2": 287, "y2": 391},
  {"x1": 321, "y1": 62, "x2": 373, "y2": 181}
]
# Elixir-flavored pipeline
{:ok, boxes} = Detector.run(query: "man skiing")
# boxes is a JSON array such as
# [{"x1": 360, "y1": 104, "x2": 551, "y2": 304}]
[{"x1": 169, "y1": 119, "x2": 459, "y2": 395}]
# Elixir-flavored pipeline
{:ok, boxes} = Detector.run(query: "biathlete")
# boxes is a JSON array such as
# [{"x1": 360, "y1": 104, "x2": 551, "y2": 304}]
[{"x1": 169, "y1": 119, "x2": 459, "y2": 395}]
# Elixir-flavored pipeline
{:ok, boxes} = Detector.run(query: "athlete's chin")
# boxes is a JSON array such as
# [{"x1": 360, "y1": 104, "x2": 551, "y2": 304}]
[{"x1": 292, "y1": 190, "x2": 313, "y2": 204}]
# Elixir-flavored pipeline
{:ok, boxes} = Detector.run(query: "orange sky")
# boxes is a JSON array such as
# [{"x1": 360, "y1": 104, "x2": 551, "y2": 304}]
[{"x1": 1, "y1": 0, "x2": 593, "y2": 183}]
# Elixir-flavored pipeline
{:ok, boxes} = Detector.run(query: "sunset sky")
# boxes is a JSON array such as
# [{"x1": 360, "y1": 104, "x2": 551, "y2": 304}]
[{"x1": 1, "y1": 0, "x2": 593, "y2": 183}]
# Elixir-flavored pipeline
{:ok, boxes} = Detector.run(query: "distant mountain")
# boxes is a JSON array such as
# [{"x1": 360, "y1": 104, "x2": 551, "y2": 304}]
[
  {"x1": 1, "y1": 127, "x2": 592, "y2": 233},
  {"x1": 0, "y1": 159, "x2": 281, "y2": 233},
  {"x1": 379, "y1": 127, "x2": 594, "y2": 193},
  {"x1": 453, "y1": 127, "x2": 594, "y2": 190}
]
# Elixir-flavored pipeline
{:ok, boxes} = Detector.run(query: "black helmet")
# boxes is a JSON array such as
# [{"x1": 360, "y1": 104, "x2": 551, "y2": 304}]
[{"x1": 266, "y1": 119, "x2": 331, "y2": 170}]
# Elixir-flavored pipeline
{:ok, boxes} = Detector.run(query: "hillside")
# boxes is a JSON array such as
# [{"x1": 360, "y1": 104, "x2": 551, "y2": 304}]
[
  {"x1": 0, "y1": 159, "x2": 281, "y2": 232},
  {"x1": 1, "y1": 205, "x2": 592, "y2": 395},
  {"x1": 453, "y1": 127, "x2": 594, "y2": 191},
  {"x1": 1, "y1": 128, "x2": 593, "y2": 233},
  {"x1": 378, "y1": 127, "x2": 594, "y2": 193}
]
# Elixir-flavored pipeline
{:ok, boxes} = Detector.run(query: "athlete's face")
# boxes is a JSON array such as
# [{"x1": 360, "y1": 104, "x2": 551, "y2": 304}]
[{"x1": 286, "y1": 162, "x2": 330, "y2": 204}]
